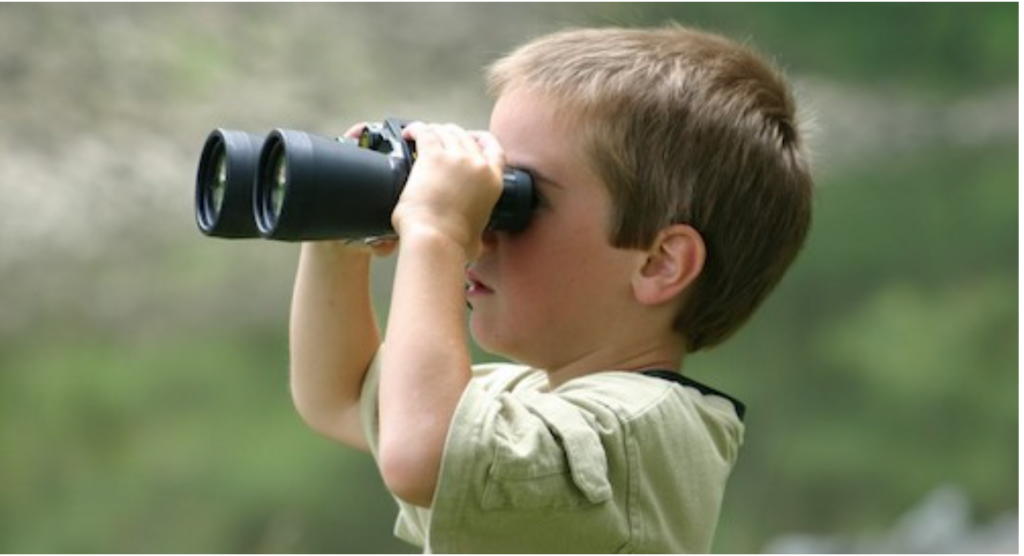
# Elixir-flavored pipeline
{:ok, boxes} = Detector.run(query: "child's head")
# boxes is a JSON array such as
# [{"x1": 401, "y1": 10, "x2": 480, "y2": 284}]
[{"x1": 487, "y1": 25, "x2": 813, "y2": 352}]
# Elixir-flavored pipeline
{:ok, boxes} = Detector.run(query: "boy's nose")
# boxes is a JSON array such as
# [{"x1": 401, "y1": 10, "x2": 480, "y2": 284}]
[{"x1": 481, "y1": 229, "x2": 498, "y2": 251}]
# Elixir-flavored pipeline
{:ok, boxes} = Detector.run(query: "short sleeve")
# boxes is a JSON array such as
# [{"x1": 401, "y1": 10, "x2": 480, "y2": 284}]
[
  {"x1": 425, "y1": 370, "x2": 633, "y2": 553},
  {"x1": 357, "y1": 349, "x2": 382, "y2": 457},
  {"x1": 479, "y1": 390, "x2": 613, "y2": 508}
]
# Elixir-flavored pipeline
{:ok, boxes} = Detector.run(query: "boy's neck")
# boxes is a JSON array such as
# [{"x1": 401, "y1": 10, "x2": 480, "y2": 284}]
[{"x1": 542, "y1": 346, "x2": 686, "y2": 389}]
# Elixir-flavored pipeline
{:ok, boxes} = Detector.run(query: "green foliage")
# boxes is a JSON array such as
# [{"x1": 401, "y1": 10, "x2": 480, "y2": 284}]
[
  {"x1": 584, "y1": 3, "x2": 1018, "y2": 95},
  {"x1": 0, "y1": 330, "x2": 411, "y2": 553}
]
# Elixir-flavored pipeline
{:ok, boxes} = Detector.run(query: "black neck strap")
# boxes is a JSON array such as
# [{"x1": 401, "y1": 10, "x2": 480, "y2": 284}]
[{"x1": 641, "y1": 370, "x2": 746, "y2": 422}]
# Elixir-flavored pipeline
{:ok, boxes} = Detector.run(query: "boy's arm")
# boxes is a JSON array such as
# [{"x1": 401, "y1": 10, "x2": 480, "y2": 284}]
[
  {"x1": 289, "y1": 241, "x2": 383, "y2": 451},
  {"x1": 376, "y1": 124, "x2": 504, "y2": 507}
]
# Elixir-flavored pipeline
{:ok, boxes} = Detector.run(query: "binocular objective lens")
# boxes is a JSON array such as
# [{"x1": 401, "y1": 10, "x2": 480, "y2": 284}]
[
  {"x1": 270, "y1": 153, "x2": 288, "y2": 220},
  {"x1": 210, "y1": 152, "x2": 228, "y2": 216}
]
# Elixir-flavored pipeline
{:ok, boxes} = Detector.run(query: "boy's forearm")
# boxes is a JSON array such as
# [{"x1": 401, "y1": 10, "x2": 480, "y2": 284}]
[
  {"x1": 289, "y1": 242, "x2": 380, "y2": 449},
  {"x1": 378, "y1": 229, "x2": 472, "y2": 507}
]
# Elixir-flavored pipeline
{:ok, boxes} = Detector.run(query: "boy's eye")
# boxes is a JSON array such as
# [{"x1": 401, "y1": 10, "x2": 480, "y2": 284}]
[{"x1": 532, "y1": 188, "x2": 549, "y2": 210}]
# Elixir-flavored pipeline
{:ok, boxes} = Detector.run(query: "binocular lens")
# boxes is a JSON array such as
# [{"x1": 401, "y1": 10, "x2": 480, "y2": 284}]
[
  {"x1": 269, "y1": 145, "x2": 288, "y2": 225},
  {"x1": 209, "y1": 150, "x2": 228, "y2": 216},
  {"x1": 195, "y1": 129, "x2": 264, "y2": 238},
  {"x1": 196, "y1": 142, "x2": 227, "y2": 229},
  {"x1": 273, "y1": 160, "x2": 286, "y2": 217}
]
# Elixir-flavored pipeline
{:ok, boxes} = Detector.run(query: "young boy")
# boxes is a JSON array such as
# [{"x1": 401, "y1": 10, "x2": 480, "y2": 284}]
[{"x1": 288, "y1": 25, "x2": 813, "y2": 553}]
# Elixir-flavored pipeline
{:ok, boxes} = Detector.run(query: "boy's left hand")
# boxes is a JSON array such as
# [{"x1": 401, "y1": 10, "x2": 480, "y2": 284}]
[{"x1": 391, "y1": 122, "x2": 505, "y2": 260}]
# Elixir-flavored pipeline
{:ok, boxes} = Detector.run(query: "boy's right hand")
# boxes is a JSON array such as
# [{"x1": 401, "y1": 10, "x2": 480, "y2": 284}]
[{"x1": 390, "y1": 122, "x2": 505, "y2": 261}]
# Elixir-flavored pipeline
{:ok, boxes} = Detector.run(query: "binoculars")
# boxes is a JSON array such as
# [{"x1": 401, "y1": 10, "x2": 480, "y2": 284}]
[{"x1": 195, "y1": 118, "x2": 535, "y2": 241}]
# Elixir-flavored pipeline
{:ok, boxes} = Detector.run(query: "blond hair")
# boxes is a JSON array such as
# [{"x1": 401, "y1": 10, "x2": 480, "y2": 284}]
[{"x1": 488, "y1": 25, "x2": 814, "y2": 352}]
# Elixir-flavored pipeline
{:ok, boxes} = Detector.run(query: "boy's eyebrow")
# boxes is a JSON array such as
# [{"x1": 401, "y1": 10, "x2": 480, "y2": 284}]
[{"x1": 512, "y1": 163, "x2": 564, "y2": 190}]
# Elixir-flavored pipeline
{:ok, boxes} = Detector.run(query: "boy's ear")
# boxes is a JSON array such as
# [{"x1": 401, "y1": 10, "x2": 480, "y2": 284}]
[{"x1": 632, "y1": 224, "x2": 705, "y2": 307}]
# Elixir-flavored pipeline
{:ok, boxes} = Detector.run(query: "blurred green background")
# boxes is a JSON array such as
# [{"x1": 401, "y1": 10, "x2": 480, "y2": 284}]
[{"x1": 0, "y1": 3, "x2": 1016, "y2": 553}]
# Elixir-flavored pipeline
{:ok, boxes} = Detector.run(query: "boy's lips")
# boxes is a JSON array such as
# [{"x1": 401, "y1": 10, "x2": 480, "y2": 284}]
[{"x1": 465, "y1": 269, "x2": 494, "y2": 296}]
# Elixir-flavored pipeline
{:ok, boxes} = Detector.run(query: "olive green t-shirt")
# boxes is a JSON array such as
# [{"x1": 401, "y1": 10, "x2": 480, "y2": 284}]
[{"x1": 359, "y1": 352, "x2": 744, "y2": 553}]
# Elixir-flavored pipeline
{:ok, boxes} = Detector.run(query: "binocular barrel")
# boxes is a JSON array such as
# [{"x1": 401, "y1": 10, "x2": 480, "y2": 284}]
[{"x1": 195, "y1": 126, "x2": 534, "y2": 241}]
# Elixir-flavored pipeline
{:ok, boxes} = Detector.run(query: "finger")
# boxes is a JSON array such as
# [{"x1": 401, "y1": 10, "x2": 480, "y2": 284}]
[
  {"x1": 400, "y1": 121, "x2": 428, "y2": 142},
  {"x1": 365, "y1": 236, "x2": 398, "y2": 257},
  {"x1": 445, "y1": 124, "x2": 487, "y2": 158},
  {"x1": 402, "y1": 122, "x2": 449, "y2": 156},
  {"x1": 426, "y1": 123, "x2": 467, "y2": 153},
  {"x1": 343, "y1": 122, "x2": 369, "y2": 139},
  {"x1": 470, "y1": 131, "x2": 506, "y2": 169}
]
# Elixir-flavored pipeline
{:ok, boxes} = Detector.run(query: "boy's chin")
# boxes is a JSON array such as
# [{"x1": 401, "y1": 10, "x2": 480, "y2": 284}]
[{"x1": 468, "y1": 318, "x2": 509, "y2": 359}]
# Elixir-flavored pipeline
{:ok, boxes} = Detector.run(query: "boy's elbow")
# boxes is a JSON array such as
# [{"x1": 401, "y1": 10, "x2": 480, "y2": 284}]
[
  {"x1": 292, "y1": 401, "x2": 333, "y2": 437},
  {"x1": 290, "y1": 384, "x2": 331, "y2": 433},
  {"x1": 378, "y1": 442, "x2": 438, "y2": 508},
  {"x1": 290, "y1": 385, "x2": 367, "y2": 449}
]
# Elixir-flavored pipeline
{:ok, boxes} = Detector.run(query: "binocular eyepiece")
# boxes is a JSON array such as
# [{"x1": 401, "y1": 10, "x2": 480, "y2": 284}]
[{"x1": 195, "y1": 119, "x2": 535, "y2": 241}]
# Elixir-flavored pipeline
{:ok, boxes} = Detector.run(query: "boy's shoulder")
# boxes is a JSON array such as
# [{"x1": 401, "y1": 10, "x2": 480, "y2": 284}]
[{"x1": 470, "y1": 362, "x2": 743, "y2": 426}]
